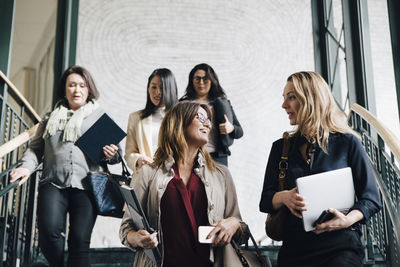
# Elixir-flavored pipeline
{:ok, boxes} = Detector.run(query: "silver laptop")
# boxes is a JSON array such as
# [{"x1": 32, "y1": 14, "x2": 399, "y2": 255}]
[{"x1": 296, "y1": 167, "x2": 355, "y2": 232}]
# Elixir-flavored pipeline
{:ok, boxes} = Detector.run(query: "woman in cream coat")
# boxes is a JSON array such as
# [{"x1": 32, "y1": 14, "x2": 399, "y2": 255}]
[
  {"x1": 120, "y1": 101, "x2": 247, "y2": 267},
  {"x1": 125, "y1": 68, "x2": 178, "y2": 173}
]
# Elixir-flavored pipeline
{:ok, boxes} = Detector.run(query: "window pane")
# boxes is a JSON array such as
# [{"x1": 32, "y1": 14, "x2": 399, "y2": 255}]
[{"x1": 368, "y1": 0, "x2": 400, "y2": 140}]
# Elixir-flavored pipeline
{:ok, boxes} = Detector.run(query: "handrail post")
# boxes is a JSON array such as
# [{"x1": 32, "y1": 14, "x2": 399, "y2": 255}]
[
  {"x1": 23, "y1": 170, "x2": 39, "y2": 267},
  {"x1": 0, "y1": 83, "x2": 9, "y2": 146}
]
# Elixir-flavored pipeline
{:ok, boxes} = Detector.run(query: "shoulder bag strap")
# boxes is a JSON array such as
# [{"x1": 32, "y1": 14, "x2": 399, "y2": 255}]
[
  {"x1": 278, "y1": 132, "x2": 290, "y2": 191},
  {"x1": 231, "y1": 231, "x2": 270, "y2": 267},
  {"x1": 117, "y1": 150, "x2": 131, "y2": 177},
  {"x1": 102, "y1": 151, "x2": 132, "y2": 179}
]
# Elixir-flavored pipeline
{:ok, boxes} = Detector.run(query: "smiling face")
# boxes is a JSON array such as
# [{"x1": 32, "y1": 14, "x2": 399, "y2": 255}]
[
  {"x1": 65, "y1": 73, "x2": 89, "y2": 110},
  {"x1": 185, "y1": 107, "x2": 211, "y2": 147},
  {"x1": 282, "y1": 81, "x2": 300, "y2": 125},
  {"x1": 148, "y1": 75, "x2": 164, "y2": 107},
  {"x1": 193, "y1": 70, "x2": 211, "y2": 100}
]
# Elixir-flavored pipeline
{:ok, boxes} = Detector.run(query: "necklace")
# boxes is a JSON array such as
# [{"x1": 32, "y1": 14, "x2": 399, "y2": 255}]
[{"x1": 306, "y1": 139, "x2": 316, "y2": 165}]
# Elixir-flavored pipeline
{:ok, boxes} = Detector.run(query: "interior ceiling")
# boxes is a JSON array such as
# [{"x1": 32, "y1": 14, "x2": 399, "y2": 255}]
[{"x1": 10, "y1": 0, "x2": 57, "y2": 78}]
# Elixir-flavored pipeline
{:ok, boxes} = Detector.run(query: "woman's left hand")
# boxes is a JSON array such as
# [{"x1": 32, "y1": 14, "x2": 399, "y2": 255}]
[
  {"x1": 103, "y1": 144, "x2": 118, "y2": 159},
  {"x1": 207, "y1": 217, "x2": 241, "y2": 246},
  {"x1": 219, "y1": 114, "x2": 234, "y2": 135},
  {"x1": 313, "y1": 208, "x2": 363, "y2": 234}
]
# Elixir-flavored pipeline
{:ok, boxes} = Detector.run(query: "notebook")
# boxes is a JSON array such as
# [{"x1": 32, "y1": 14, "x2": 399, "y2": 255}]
[
  {"x1": 75, "y1": 113, "x2": 126, "y2": 164},
  {"x1": 119, "y1": 184, "x2": 161, "y2": 267},
  {"x1": 296, "y1": 167, "x2": 355, "y2": 232}
]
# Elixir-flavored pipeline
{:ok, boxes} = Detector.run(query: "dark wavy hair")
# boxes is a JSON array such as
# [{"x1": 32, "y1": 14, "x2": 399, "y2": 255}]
[
  {"x1": 141, "y1": 68, "x2": 178, "y2": 119},
  {"x1": 55, "y1": 65, "x2": 99, "y2": 108},
  {"x1": 181, "y1": 63, "x2": 227, "y2": 101}
]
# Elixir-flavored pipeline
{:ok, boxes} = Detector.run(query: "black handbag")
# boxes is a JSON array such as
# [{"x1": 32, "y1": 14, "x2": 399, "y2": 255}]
[{"x1": 88, "y1": 153, "x2": 131, "y2": 218}]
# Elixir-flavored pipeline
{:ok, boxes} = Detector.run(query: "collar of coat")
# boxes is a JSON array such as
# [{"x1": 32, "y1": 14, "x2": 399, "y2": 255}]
[{"x1": 161, "y1": 149, "x2": 206, "y2": 172}]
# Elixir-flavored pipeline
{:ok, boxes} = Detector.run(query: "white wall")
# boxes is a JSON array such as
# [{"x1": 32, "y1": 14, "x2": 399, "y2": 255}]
[
  {"x1": 368, "y1": 0, "x2": 400, "y2": 141},
  {"x1": 10, "y1": 0, "x2": 57, "y2": 117},
  {"x1": 76, "y1": 0, "x2": 314, "y2": 247}
]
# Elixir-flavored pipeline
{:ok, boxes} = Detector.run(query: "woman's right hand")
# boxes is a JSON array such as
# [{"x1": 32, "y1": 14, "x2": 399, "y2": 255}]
[
  {"x1": 136, "y1": 156, "x2": 154, "y2": 168},
  {"x1": 127, "y1": 229, "x2": 158, "y2": 249},
  {"x1": 10, "y1": 167, "x2": 31, "y2": 186},
  {"x1": 273, "y1": 188, "x2": 306, "y2": 218}
]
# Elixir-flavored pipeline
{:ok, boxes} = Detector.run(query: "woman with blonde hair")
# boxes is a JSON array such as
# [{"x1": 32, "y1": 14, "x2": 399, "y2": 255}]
[
  {"x1": 120, "y1": 101, "x2": 247, "y2": 267},
  {"x1": 259, "y1": 71, "x2": 381, "y2": 266}
]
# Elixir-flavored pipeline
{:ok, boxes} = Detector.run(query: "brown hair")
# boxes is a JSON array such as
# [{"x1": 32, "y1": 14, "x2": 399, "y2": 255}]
[
  {"x1": 55, "y1": 65, "x2": 100, "y2": 108},
  {"x1": 153, "y1": 101, "x2": 216, "y2": 170}
]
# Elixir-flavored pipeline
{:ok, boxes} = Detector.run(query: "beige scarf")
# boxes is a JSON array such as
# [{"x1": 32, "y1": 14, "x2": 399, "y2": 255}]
[{"x1": 43, "y1": 100, "x2": 99, "y2": 142}]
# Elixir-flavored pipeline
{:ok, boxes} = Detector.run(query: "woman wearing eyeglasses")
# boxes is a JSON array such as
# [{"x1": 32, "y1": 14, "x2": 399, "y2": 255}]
[
  {"x1": 125, "y1": 68, "x2": 178, "y2": 174},
  {"x1": 120, "y1": 101, "x2": 247, "y2": 267},
  {"x1": 180, "y1": 63, "x2": 243, "y2": 166}
]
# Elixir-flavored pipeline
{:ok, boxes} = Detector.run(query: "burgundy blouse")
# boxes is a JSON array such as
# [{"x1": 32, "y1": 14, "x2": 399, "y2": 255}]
[{"x1": 160, "y1": 164, "x2": 212, "y2": 267}]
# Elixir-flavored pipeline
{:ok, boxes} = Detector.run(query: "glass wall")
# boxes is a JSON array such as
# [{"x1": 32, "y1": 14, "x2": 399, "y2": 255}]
[{"x1": 367, "y1": 0, "x2": 400, "y2": 140}]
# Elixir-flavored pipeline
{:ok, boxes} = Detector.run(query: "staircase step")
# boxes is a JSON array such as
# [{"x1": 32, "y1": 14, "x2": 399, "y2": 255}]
[
  {"x1": 32, "y1": 245, "x2": 389, "y2": 266},
  {"x1": 33, "y1": 247, "x2": 135, "y2": 267},
  {"x1": 90, "y1": 247, "x2": 135, "y2": 267}
]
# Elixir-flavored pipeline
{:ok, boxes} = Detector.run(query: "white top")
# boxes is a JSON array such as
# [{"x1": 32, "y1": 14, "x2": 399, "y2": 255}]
[
  {"x1": 205, "y1": 105, "x2": 217, "y2": 153},
  {"x1": 151, "y1": 107, "x2": 165, "y2": 154}
]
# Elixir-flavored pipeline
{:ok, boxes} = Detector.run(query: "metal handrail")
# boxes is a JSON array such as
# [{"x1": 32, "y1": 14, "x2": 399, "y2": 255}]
[
  {"x1": 0, "y1": 70, "x2": 42, "y2": 267},
  {"x1": 349, "y1": 103, "x2": 400, "y2": 266},
  {"x1": 0, "y1": 70, "x2": 41, "y2": 122},
  {"x1": 349, "y1": 103, "x2": 400, "y2": 161},
  {"x1": 349, "y1": 103, "x2": 400, "y2": 240},
  {"x1": 0, "y1": 178, "x2": 20, "y2": 198}
]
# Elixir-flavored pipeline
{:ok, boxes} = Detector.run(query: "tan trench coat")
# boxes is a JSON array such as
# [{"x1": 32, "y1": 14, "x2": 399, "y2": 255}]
[{"x1": 119, "y1": 153, "x2": 245, "y2": 267}]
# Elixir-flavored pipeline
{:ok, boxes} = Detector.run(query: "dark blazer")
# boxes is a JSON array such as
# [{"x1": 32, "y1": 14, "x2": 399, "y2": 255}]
[
  {"x1": 259, "y1": 133, "x2": 381, "y2": 236},
  {"x1": 259, "y1": 133, "x2": 382, "y2": 265},
  {"x1": 211, "y1": 97, "x2": 243, "y2": 156}
]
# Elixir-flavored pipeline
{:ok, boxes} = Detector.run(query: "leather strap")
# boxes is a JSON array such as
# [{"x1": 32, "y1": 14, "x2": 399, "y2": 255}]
[
  {"x1": 231, "y1": 229, "x2": 269, "y2": 267},
  {"x1": 102, "y1": 150, "x2": 131, "y2": 182},
  {"x1": 278, "y1": 132, "x2": 290, "y2": 191}
]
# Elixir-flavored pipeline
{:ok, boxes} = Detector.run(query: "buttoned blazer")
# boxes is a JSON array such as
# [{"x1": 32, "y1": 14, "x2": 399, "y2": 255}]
[
  {"x1": 124, "y1": 111, "x2": 155, "y2": 174},
  {"x1": 20, "y1": 107, "x2": 120, "y2": 189}
]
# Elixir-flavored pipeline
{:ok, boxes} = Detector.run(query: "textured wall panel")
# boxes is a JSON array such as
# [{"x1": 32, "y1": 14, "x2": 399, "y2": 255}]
[{"x1": 76, "y1": 0, "x2": 314, "y2": 247}]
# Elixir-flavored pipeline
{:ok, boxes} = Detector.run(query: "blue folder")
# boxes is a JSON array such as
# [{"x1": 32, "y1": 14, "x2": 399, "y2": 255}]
[{"x1": 75, "y1": 113, "x2": 126, "y2": 164}]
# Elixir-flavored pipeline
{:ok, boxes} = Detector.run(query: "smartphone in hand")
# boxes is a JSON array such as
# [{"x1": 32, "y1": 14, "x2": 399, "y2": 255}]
[
  {"x1": 313, "y1": 210, "x2": 334, "y2": 226},
  {"x1": 198, "y1": 226, "x2": 215, "y2": 243}
]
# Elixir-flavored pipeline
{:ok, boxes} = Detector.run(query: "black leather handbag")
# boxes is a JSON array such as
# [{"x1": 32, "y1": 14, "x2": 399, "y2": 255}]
[{"x1": 88, "y1": 154, "x2": 131, "y2": 218}]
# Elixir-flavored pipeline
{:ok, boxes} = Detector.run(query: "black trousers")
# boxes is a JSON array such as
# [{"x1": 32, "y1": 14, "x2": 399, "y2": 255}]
[
  {"x1": 37, "y1": 183, "x2": 97, "y2": 267},
  {"x1": 278, "y1": 229, "x2": 364, "y2": 267}
]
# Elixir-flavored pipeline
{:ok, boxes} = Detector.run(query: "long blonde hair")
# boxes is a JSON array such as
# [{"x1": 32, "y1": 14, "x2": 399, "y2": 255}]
[
  {"x1": 287, "y1": 71, "x2": 357, "y2": 152},
  {"x1": 152, "y1": 101, "x2": 216, "y2": 170}
]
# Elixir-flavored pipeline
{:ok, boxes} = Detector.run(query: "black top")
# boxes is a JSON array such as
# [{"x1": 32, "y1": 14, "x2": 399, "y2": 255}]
[
  {"x1": 179, "y1": 96, "x2": 243, "y2": 156},
  {"x1": 259, "y1": 133, "x2": 382, "y2": 239},
  {"x1": 210, "y1": 97, "x2": 243, "y2": 156}
]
